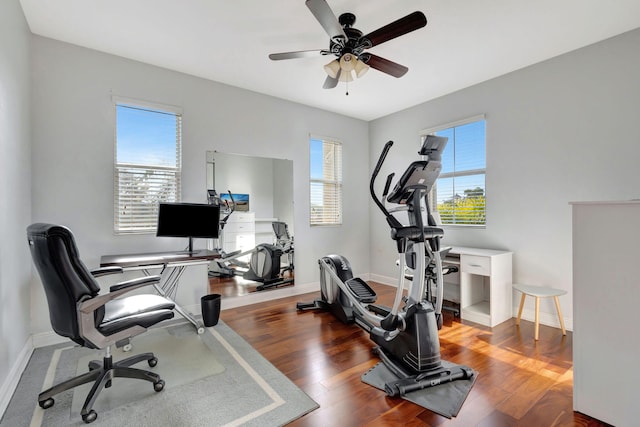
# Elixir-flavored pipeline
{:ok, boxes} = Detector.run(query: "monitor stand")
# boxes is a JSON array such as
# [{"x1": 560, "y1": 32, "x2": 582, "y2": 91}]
[{"x1": 177, "y1": 237, "x2": 196, "y2": 255}]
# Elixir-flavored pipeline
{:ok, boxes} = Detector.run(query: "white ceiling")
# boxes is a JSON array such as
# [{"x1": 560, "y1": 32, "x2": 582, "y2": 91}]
[{"x1": 19, "y1": 0, "x2": 640, "y2": 121}]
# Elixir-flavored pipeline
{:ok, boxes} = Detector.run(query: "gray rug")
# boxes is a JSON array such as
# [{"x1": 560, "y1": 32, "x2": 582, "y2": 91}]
[{"x1": 1, "y1": 321, "x2": 318, "y2": 426}]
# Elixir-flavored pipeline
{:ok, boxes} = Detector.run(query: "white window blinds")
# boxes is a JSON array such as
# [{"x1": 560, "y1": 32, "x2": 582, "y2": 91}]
[
  {"x1": 422, "y1": 117, "x2": 486, "y2": 226},
  {"x1": 310, "y1": 137, "x2": 342, "y2": 226},
  {"x1": 114, "y1": 101, "x2": 182, "y2": 234}
]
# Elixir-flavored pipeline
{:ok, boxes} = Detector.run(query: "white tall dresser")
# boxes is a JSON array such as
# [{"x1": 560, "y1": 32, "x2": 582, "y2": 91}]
[{"x1": 571, "y1": 200, "x2": 640, "y2": 426}]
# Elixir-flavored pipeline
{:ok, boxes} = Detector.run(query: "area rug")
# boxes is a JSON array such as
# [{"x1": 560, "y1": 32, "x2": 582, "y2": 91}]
[{"x1": 1, "y1": 321, "x2": 318, "y2": 426}]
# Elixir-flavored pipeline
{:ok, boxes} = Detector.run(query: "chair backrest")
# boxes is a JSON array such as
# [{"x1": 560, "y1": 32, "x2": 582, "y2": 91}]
[
  {"x1": 272, "y1": 221, "x2": 291, "y2": 244},
  {"x1": 27, "y1": 223, "x2": 102, "y2": 345}
]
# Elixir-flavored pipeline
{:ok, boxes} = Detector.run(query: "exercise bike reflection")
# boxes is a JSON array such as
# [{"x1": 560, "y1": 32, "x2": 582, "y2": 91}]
[{"x1": 298, "y1": 137, "x2": 473, "y2": 398}]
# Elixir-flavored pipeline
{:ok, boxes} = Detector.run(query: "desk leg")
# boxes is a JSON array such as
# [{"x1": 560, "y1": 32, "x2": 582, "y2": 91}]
[
  {"x1": 145, "y1": 267, "x2": 205, "y2": 334},
  {"x1": 170, "y1": 301, "x2": 205, "y2": 335}
]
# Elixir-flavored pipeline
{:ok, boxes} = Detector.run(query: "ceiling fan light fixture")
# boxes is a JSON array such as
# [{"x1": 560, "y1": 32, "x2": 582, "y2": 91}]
[
  {"x1": 270, "y1": 4, "x2": 428, "y2": 90},
  {"x1": 324, "y1": 59, "x2": 341, "y2": 78},
  {"x1": 354, "y1": 59, "x2": 369, "y2": 78},
  {"x1": 339, "y1": 53, "x2": 356, "y2": 72},
  {"x1": 338, "y1": 70, "x2": 354, "y2": 82}
]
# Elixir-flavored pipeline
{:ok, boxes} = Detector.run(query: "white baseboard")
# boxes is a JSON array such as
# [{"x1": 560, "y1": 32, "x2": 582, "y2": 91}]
[
  {"x1": 207, "y1": 281, "x2": 319, "y2": 312},
  {"x1": 512, "y1": 304, "x2": 573, "y2": 332},
  {"x1": 32, "y1": 330, "x2": 68, "y2": 348},
  {"x1": 28, "y1": 286, "x2": 572, "y2": 335},
  {"x1": 0, "y1": 338, "x2": 34, "y2": 420},
  {"x1": 369, "y1": 274, "x2": 575, "y2": 330},
  {"x1": 368, "y1": 274, "x2": 395, "y2": 286}
]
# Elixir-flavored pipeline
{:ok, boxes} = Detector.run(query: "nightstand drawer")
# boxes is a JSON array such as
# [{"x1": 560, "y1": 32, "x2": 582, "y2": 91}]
[{"x1": 461, "y1": 255, "x2": 491, "y2": 276}]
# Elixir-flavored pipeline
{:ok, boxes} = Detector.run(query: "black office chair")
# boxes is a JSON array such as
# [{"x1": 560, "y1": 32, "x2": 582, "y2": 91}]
[{"x1": 27, "y1": 223, "x2": 176, "y2": 424}]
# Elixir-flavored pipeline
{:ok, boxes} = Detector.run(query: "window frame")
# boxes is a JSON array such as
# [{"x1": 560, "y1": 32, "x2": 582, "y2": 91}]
[
  {"x1": 113, "y1": 96, "x2": 183, "y2": 235},
  {"x1": 309, "y1": 135, "x2": 343, "y2": 226},
  {"x1": 420, "y1": 114, "x2": 486, "y2": 228}
]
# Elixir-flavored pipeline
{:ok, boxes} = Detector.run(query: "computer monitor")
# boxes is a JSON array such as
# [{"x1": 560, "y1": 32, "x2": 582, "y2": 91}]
[{"x1": 156, "y1": 202, "x2": 220, "y2": 253}]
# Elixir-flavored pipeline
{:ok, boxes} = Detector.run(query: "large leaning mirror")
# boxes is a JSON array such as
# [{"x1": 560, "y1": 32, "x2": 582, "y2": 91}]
[{"x1": 206, "y1": 151, "x2": 294, "y2": 297}]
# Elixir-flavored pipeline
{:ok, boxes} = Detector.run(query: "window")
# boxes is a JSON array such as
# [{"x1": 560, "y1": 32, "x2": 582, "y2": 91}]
[
  {"x1": 422, "y1": 116, "x2": 486, "y2": 226},
  {"x1": 114, "y1": 99, "x2": 182, "y2": 234},
  {"x1": 310, "y1": 136, "x2": 342, "y2": 226}
]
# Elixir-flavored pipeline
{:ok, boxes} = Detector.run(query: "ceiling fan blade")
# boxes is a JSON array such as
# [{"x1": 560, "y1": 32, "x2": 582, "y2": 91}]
[
  {"x1": 323, "y1": 68, "x2": 340, "y2": 89},
  {"x1": 364, "y1": 54, "x2": 408, "y2": 78},
  {"x1": 362, "y1": 11, "x2": 427, "y2": 48},
  {"x1": 269, "y1": 50, "x2": 325, "y2": 60},
  {"x1": 305, "y1": 0, "x2": 347, "y2": 41}
]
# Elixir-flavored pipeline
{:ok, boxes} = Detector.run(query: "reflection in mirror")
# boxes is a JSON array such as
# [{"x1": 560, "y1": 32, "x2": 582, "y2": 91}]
[{"x1": 206, "y1": 151, "x2": 294, "y2": 297}]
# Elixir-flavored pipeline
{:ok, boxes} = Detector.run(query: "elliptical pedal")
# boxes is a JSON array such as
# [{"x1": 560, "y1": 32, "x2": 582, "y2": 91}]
[{"x1": 345, "y1": 278, "x2": 377, "y2": 304}]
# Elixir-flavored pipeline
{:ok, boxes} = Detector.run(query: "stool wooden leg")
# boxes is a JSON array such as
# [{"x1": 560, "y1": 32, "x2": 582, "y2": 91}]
[
  {"x1": 553, "y1": 296, "x2": 567, "y2": 336},
  {"x1": 516, "y1": 293, "x2": 526, "y2": 325},
  {"x1": 534, "y1": 297, "x2": 540, "y2": 340}
]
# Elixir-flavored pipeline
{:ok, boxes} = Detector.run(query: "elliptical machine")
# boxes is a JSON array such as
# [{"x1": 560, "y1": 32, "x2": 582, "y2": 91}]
[
  {"x1": 298, "y1": 137, "x2": 473, "y2": 397},
  {"x1": 208, "y1": 190, "x2": 293, "y2": 291}
]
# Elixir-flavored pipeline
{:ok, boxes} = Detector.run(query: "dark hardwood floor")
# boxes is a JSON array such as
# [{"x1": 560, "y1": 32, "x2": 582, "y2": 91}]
[{"x1": 217, "y1": 280, "x2": 609, "y2": 426}]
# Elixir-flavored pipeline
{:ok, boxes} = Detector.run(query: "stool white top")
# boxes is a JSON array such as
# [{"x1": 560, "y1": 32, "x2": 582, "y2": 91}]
[{"x1": 513, "y1": 283, "x2": 567, "y2": 297}]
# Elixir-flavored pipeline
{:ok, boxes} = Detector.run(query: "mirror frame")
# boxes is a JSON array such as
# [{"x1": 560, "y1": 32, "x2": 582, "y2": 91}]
[{"x1": 206, "y1": 150, "x2": 294, "y2": 296}]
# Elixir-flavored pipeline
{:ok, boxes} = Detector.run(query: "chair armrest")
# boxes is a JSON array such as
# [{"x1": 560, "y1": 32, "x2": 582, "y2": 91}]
[
  {"x1": 80, "y1": 275, "x2": 162, "y2": 314},
  {"x1": 109, "y1": 275, "x2": 161, "y2": 292},
  {"x1": 90, "y1": 266, "x2": 124, "y2": 277}
]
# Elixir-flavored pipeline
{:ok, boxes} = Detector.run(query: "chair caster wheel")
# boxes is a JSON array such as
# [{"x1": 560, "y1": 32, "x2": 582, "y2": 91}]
[
  {"x1": 154, "y1": 379, "x2": 165, "y2": 392},
  {"x1": 148, "y1": 357, "x2": 158, "y2": 367},
  {"x1": 82, "y1": 409, "x2": 97, "y2": 423},
  {"x1": 39, "y1": 397, "x2": 54, "y2": 409}
]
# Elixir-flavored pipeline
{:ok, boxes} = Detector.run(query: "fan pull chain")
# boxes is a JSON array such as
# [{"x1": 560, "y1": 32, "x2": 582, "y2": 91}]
[{"x1": 345, "y1": 78, "x2": 349, "y2": 96}]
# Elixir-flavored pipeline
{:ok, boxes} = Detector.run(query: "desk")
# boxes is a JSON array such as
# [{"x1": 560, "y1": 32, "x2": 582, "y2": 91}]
[
  {"x1": 445, "y1": 247, "x2": 513, "y2": 327},
  {"x1": 101, "y1": 249, "x2": 220, "y2": 334}
]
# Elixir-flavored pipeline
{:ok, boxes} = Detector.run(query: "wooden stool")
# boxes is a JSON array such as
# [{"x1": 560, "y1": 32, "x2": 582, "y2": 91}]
[{"x1": 513, "y1": 283, "x2": 567, "y2": 340}]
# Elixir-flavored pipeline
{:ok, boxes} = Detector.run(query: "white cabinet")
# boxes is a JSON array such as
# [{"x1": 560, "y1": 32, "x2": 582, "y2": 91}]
[
  {"x1": 255, "y1": 218, "x2": 278, "y2": 245},
  {"x1": 571, "y1": 200, "x2": 640, "y2": 426},
  {"x1": 223, "y1": 212, "x2": 255, "y2": 254},
  {"x1": 446, "y1": 247, "x2": 513, "y2": 327}
]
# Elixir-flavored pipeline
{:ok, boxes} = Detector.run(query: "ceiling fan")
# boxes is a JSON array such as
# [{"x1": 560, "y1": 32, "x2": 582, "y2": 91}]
[{"x1": 269, "y1": 0, "x2": 427, "y2": 90}]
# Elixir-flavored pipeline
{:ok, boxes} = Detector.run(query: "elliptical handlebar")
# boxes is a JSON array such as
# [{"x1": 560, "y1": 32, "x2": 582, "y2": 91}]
[{"x1": 370, "y1": 141, "x2": 394, "y2": 219}]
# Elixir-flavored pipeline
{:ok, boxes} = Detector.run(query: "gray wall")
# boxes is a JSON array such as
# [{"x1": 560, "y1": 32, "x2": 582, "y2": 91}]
[
  {"x1": 273, "y1": 160, "x2": 295, "y2": 233},
  {"x1": 212, "y1": 152, "x2": 292, "y2": 220},
  {"x1": 369, "y1": 28, "x2": 640, "y2": 326},
  {"x1": 29, "y1": 36, "x2": 370, "y2": 333},
  {"x1": 215, "y1": 153, "x2": 277, "y2": 217},
  {"x1": 0, "y1": 0, "x2": 32, "y2": 410}
]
